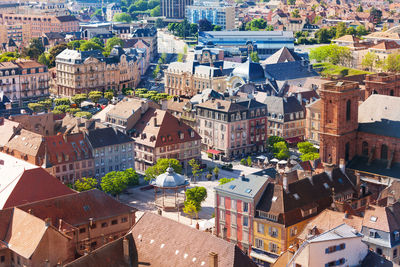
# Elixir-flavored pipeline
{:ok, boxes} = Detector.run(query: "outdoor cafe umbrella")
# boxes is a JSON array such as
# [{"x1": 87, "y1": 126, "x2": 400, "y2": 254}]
[
  {"x1": 278, "y1": 160, "x2": 288, "y2": 164},
  {"x1": 270, "y1": 158, "x2": 279, "y2": 163},
  {"x1": 256, "y1": 155, "x2": 266, "y2": 160}
]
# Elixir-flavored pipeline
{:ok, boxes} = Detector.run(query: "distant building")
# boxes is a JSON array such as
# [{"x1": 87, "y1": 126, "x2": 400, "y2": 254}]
[
  {"x1": 305, "y1": 98, "x2": 322, "y2": 146},
  {"x1": 161, "y1": 0, "x2": 192, "y2": 18},
  {"x1": 186, "y1": 0, "x2": 235, "y2": 30},
  {"x1": 198, "y1": 31, "x2": 294, "y2": 59},
  {"x1": 106, "y1": 3, "x2": 122, "y2": 21}
]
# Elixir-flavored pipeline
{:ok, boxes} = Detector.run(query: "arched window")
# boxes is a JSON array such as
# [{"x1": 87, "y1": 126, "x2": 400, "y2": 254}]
[
  {"x1": 346, "y1": 100, "x2": 351, "y2": 121},
  {"x1": 345, "y1": 142, "x2": 350, "y2": 162},
  {"x1": 381, "y1": 144, "x2": 388, "y2": 160},
  {"x1": 390, "y1": 90, "x2": 394, "y2": 96},
  {"x1": 362, "y1": 141, "x2": 369, "y2": 156}
]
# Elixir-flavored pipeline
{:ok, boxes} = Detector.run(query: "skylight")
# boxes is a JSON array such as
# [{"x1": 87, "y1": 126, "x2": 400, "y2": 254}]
[
  {"x1": 229, "y1": 185, "x2": 236, "y2": 190},
  {"x1": 245, "y1": 188, "x2": 252, "y2": 193},
  {"x1": 293, "y1": 193, "x2": 300, "y2": 200},
  {"x1": 370, "y1": 216, "x2": 377, "y2": 222}
]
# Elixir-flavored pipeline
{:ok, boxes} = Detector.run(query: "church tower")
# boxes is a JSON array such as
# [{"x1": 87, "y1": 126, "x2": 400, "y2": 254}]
[{"x1": 319, "y1": 81, "x2": 360, "y2": 165}]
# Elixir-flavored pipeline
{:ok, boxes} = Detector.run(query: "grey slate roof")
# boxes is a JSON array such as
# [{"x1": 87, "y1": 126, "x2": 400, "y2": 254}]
[
  {"x1": 262, "y1": 47, "x2": 302, "y2": 65},
  {"x1": 262, "y1": 95, "x2": 304, "y2": 120},
  {"x1": 361, "y1": 251, "x2": 396, "y2": 267},
  {"x1": 309, "y1": 223, "x2": 362, "y2": 243},
  {"x1": 265, "y1": 61, "x2": 319, "y2": 81},
  {"x1": 215, "y1": 175, "x2": 269, "y2": 200},
  {"x1": 86, "y1": 128, "x2": 133, "y2": 149},
  {"x1": 231, "y1": 59, "x2": 266, "y2": 83},
  {"x1": 347, "y1": 156, "x2": 400, "y2": 179}
]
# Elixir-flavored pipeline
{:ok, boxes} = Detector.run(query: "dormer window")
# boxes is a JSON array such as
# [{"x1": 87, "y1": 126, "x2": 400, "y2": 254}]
[{"x1": 395, "y1": 231, "x2": 399, "y2": 240}]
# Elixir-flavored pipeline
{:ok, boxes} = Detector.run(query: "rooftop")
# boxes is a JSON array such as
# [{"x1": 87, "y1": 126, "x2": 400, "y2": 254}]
[{"x1": 215, "y1": 174, "x2": 269, "y2": 199}]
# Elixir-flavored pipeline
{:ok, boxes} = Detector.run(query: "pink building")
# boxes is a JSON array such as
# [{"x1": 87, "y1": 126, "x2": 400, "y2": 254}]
[{"x1": 214, "y1": 174, "x2": 269, "y2": 254}]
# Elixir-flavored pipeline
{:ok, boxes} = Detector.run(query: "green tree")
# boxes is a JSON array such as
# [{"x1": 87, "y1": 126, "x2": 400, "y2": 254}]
[
  {"x1": 287, "y1": 0, "x2": 296, "y2": 4},
  {"x1": 22, "y1": 38, "x2": 45, "y2": 60},
  {"x1": 113, "y1": 13, "x2": 132, "y2": 23},
  {"x1": 124, "y1": 168, "x2": 140, "y2": 186},
  {"x1": 382, "y1": 23, "x2": 388, "y2": 32},
  {"x1": 183, "y1": 200, "x2": 197, "y2": 224},
  {"x1": 54, "y1": 104, "x2": 70, "y2": 113},
  {"x1": 177, "y1": 53, "x2": 184, "y2": 62},
  {"x1": 38, "y1": 99, "x2": 52, "y2": 110},
  {"x1": 297, "y1": 141, "x2": 319, "y2": 161},
  {"x1": 185, "y1": 186, "x2": 207, "y2": 215},
  {"x1": 188, "y1": 159, "x2": 200, "y2": 183},
  {"x1": 309, "y1": 44, "x2": 352, "y2": 66},
  {"x1": 250, "y1": 51, "x2": 260, "y2": 62},
  {"x1": 356, "y1": 5, "x2": 363, "y2": 12},
  {"x1": 38, "y1": 53, "x2": 50, "y2": 67},
  {"x1": 383, "y1": 53, "x2": 400, "y2": 72},
  {"x1": 54, "y1": 98, "x2": 70, "y2": 106},
  {"x1": 88, "y1": 91, "x2": 102, "y2": 104},
  {"x1": 150, "y1": 5, "x2": 160, "y2": 16},
  {"x1": 104, "y1": 91, "x2": 114, "y2": 102},
  {"x1": 315, "y1": 28, "x2": 331, "y2": 43},
  {"x1": 240, "y1": 158, "x2": 247, "y2": 166},
  {"x1": 91, "y1": 37, "x2": 103, "y2": 47},
  {"x1": 80, "y1": 40, "x2": 104, "y2": 51},
  {"x1": 219, "y1": 178, "x2": 235, "y2": 185},
  {"x1": 246, "y1": 18, "x2": 267, "y2": 31},
  {"x1": 75, "y1": 111, "x2": 92, "y2": 119},
  {"x1": 268, "y1": 136, "x2": 286, "y2": 151},
  {"x1": 213, "y1": 25, "x2": 222, "y2": 31},
  {"x1": 71, "y1": 93, "x2": 87, "y2": 107},
  {"x1": 346, "y1": 27, "x2": 357, "y2": 35},
  {"x1": 291, "y1": 9, "x2": 300, "y2": 18},
  {"x1": 335, "y1": 22, "x2": 347, "y2": 38},
  {"x1": 213, "y1": 166, "x2": 220, "y2": 179},
  {"x1": 101, "y1": 171, "x2": 129, "y2": 197},
  {"x1": 356, "y1": 25, "x2": 368, "y2": 36},
  {"x1": 74, "y1": 177, "x2": 98, "y2": 192},
  {"x1": 28, "y1": 103, "x2": 45, "y2": 113},
  {"x1": 370, "y1": 7, "x2": 382, "y2": 24},
  {"x1": 273, "y1": 141, "x2": 289, "y2": 160},
  {"x1": 105, "y1": 37, "x2": 123, "y2": 53},
  {"x1": 247, "y1": 156, "x2": 252, "y2": 167},
  {"x1": 198, "y1": 19, "x2": 213, "y2": 31},
  {"x1": 153, "y1": 64, "x2": 161, "y2": 78},
  {"x1": 144, "y1": 158, "x2": 182, "y2": 181},
  {"x1": 67, "y1": 107, "x2": 81, "y2": 114},
  {"x1": 48, "y1": 43, "x2": 68, "y2": 67},
  {"x1": 362, "y1": 51, "x2": 378, "y2": 70}
]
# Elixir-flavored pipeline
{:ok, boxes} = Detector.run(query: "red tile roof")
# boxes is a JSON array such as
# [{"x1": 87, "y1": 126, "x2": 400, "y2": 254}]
[
  {"x1": 1, "y1": 167, "x2": 75, "y2": 209},
  {"x1": 370, "y1": 40, "x2": 400, "y2": 50}
]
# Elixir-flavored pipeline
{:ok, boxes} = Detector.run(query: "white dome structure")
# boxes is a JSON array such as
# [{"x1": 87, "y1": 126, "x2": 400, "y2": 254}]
[{"x1": 151, "y1": 167, "x2": 189, "y2": 188}]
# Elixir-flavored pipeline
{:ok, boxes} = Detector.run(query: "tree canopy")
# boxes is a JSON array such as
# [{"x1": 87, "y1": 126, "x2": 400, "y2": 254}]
[
  {"x1": 309, "y1": 44, "x2": 353, "y2": 66},
  {"x1": 74, "y1": 177, "x2": 98, "y2": 192},
  {"x1": 273, "y1": 141, "x2": 290, "y2": 160},
  {"x1": 219, "y1": 178, "x2": 235, "y2": 185},
  {"x1": 113, "y1": 13, "x2": 132, "y2": 23},
  {"x1": 144, "y1": 158, "x2": 182, "y2": 181},
  {"x1": 297, "y1": 141, "x2": 320, "y2": 161}
]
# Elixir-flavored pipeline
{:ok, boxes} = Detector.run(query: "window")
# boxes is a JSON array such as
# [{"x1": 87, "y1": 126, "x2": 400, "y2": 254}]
[
  {"x1": 269, "y1": 227, "x2": 278, "y2": 238},
  {"x1": 220, "y1": 211, "x2": 225, "y2": 221},
  {"x1": 0, "y1": 256, "x2": 4, "y2": 262},
  {"x1": 394, "y1": 248, "x2": 398, "y2": 258},
  {"x1": 395, "y1": 231, "x2": 400, "y2": 240},
  {"x1": 381, "y1": 144, "x2": 388, "y2": 160},
  {"x1": 231, "y1": 199, "x2": 236, "y2": 211},
  {"x1": 362, "y1": 141, "x2": 369, "y2": 156},
  {"x1": 377, "y1": 248, "x2": 383, "y2": 255},
  {"x1": 243, "y1": 216, "x2": 248, "y2": 227},
  {"x1": 101, "y1": 222, "x2": 108, "y2": 228},
  {"x1": 325, "y1": 244, "x2": 345, "y2": 254},
  {"x1": 111, "y1": 219, "x2": 118, "y2": 225},
  {"x1": 290, "y1": 227, "x2": 298, "y2": 237},
  {"x1": 325, "y1": 258, "x2": 345, "y2": 267},
  {"x1": 220, "y1": 196, "x2": 225, "y2": 208},
  {"x1": 269, "y1": 242, "x2": 278, "y2": 253},
  {"x1": 345, "y1": 142, "x2": 350, "y2": 162},
  {"x1": 121, "y1": 217, "x2": 128, "y2": 223},
  {"x1": 243, "y1": 202, "x2": 249, "y2": 212},
  {"x1": 346, "y1": 100, "x2": 351, "y2": 121},
  {"x1": 79, "y1": 228, "x2": 86, "y2": 233},
  {"x1": 255, "y1": 238, "x2": 264, "y2": 249},
  {"x1": 370, "y1": 230, "x2": 377, "y2": 238},
  {"x1": 257, "y1": 223, "x2": 265, "y2": 234}
]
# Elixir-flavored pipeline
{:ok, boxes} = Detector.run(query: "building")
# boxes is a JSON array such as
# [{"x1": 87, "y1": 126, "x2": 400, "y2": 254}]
[
  {"x1": 285, "y1": 224, "x2": 368, "y2": 267},
  {"x1": 319, "y1": 82, "x2": 400, "y2": 181},
  {"x1": 185, "y1": 0, "x2": 235, "y2": 30},
  {"x1": 0, "y1": 14, "x2": 79, "y2": 38},
  {"x1": 164, "y1": 61, "x2": 227, "y2": 97},
  {"x1": 364, "y1": 72, "x2": 400, "y2": 99},
  {"x1": 0, "y1": 154, "x2": 75, "y2": 209},
  {"x1": 198, "y1": 31, "x2": 294, "y2": 59},
  {"x1": 9, "y1": 112, "x2": 55, "y2": 136},
  {"x1": 43, "y1": 133, "x2": 94, "y2": 184},
  {"x1": 161, "y1": 0, "x2": 192, "y2": 18},
  {"x1": 361, "y1": 203, "x2": 400, "y2": 263},
  {"x1": 65, "y1": 212, "x2": 257, "y2": 267},
  {"x1": 16, "y1": 189, "x2": 136, "y2": 256},
  {"x1": 103, "y1": 97, "x2": 159, "y2": 135},
  {"x1": 128, "y1": 27, "x2": 158, "y2": 60},
  {"x1": 86, "y1": 127, "x2": 135, "y2": 179},
  {"x1": 0, "y1": 207, "x2": 74, "y2": 266},
  {"x1": 131, "y1": 108, "x2": 201, "y2": 174},
  {"x1": 251, "y1": 166, "x2": 371, "y2": 266},
  {"x1": 215, "y1": 174, "x2": 270, "y2": 254},
  {"x1": 0, "y1": 62, "x2": 21, "y2": 106},
  {"x1": 0, "y1": 23, "x2": 31, "y2": 47},
  {"x1": 305, "y1": 98, "x2": 322, "y2": 146},
  {"x1": 55, "y1": 47, "x2": 140, "y2": 96},
  {"x1": 106, "y1": 3, "x2": 122, "y2": 21},
  {"x1": 195, "y1": 98, "x2": 268, "y2": 159},
  {"x1": 258, "y1": 95, "x2": 305, "y2": 144}
]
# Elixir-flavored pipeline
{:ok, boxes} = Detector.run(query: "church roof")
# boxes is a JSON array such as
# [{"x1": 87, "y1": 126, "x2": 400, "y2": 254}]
[{"x1": 261, "y1": 47, "x2": 302, "y2": 65}]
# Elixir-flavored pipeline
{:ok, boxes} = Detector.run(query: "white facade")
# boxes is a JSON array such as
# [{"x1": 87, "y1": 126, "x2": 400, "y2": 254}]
[{"x1": 288, "y1": 224, "x2": 368, "y2": 267}]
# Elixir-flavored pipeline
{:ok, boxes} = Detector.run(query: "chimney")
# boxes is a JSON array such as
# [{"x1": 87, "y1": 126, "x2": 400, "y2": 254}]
[
  {"x1": 59, "y1": 219, "x2": 63, "y2": 231},
  {"x1": 28, "y1": 209, "x2": 33, "y2": 214},
  {"x1": 339, "y1": 158, "x2": 345, "y2": 174},
  {"x1": 355, "y1": 172, "x2": 361, "y2": 188},
  {"x1": 209, "y1": 252, "x2": 218, "y2": 267},
  {"x1": 297, "y1": 93, "x2": 302, "y2": 104},
  {"x1": 283, "y1": 175, "x2": 288, "y2": 192},
  {"x1": 45, "y1": 218, "x2": 52, "y2": 227},
  {"x1": 153, "y1": 116, "x2": 157, "y2": 127},
  {"x1": 123, "y1": 237, "x2": 131, "y2": 265},
  {"x1": 324, "y1": 163, "x2": 334, "y2": 180},
  {"x1": 241, "y1": 174, "x2": 245, "y2": 181}
]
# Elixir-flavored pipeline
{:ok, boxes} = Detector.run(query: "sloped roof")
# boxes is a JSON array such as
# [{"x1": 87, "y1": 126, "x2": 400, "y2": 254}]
[
  {"x1": 132, "y1": 108, "x2": 201, "y2": 148},
  {"x1": 262, "y1": 96, "x2": 304, "y2": 116},
  {"x1": 262, "y1": 47, "x2": 302, "y2": 65},
  {"x1": 65, "y1": 212, "x2": 257, "y2": 267},
  {"x1": 0, "y1": 167, "x2": 75, "y2": 209},
  {"x1": 333, "y1": 35, "x2": 361, "y2": 43},
  {"x1": 0, "y1": 118, "x2": 20, "y2": 147},
  {"x1": 86, "y1": 127, "x2": 133, "y2": 149},
  {"x1": 370, "y1": 40, "x2": 400, "y2": 50},
  {"x1": 362, "y1": 203, "x2": 400, "y2": 233},
  {"x1": 309, "y1": 223, "x2": 362, "y2": 243},
  {"x1": 17, "y1": 189, "x2": 134, "y2": 228},
  {"x1": 215, "y1": 175, "x2": 269, "y2": 199},
  {"x1": 196, "y1": 99, "x2": 247, "y2": 113},
  {"x1": 231, "y1": 59, "x2": 266, "y2": 83},
  {"x1": 4, "y1": 128, "x2": 44, "y2": 157},
  {"x1": 265, "y1": 61, "x2": 319, "y2": 81}
]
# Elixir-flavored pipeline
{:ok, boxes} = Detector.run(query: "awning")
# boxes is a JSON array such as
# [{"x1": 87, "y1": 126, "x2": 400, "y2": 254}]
[
  {"x1": 286, "y1": 136, "x2": 303, "y2": 144},
  {"x1": 206, "y1": 149, "x2": 222, "y2": 155},
  {"x1": 250, "y1": 250, "x2": 279, "y2": 264}
]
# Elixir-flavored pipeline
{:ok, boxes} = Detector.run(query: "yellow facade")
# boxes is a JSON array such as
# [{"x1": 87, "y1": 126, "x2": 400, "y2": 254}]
[{"x1": 253, "y1": 217, "x2": 315, "y2": 256}]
